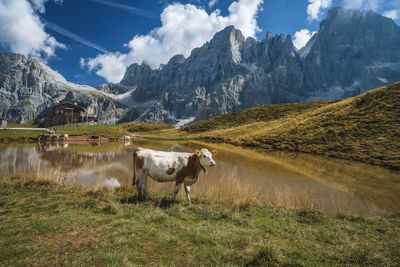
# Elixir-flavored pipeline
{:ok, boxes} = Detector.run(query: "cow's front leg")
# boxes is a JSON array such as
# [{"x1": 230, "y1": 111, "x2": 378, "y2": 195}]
[
  {"x1": 171, "y1": 183, "x2": 181, "y2": 202},
  {"x1": 184, "y1": 185, "x2": 191, "y2": 204}
]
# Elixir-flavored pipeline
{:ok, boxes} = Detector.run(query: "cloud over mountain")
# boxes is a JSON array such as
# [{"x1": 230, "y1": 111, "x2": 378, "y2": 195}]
[
  {"x1": 307, "y1": 0, "x2": 332, "y2": 21},
  {"x1": 293, "y1": 29, "x2": 317, "y2": 49},
  {"x1": 84, "y1": 0, "x2": 263, "y2": 83}
]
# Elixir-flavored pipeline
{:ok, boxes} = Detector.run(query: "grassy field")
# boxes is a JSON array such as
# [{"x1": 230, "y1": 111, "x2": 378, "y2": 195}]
[
  {"x1": 0, "y1": 124, "x2": 132, "y2": 142},
  {"x1": 119, "y1": 122, "x2": 175, "y2": 133},
  {"x1": 54, "y1": 124, "x2": 130, "y2": 139},
  {"x1": 0, "y1": 129, "x2": 46, "y2": 142},
  {"x1": 0, "y1": 177, "x2": 399, "y2": 266},
  {"x1": 5, "y1": 123, "x2": 37, "y2": 128},
  {"x1": 184, "y1": 82, "x2": 400, "y2": 170},
  {"x1": 0, "y1": 123, "x2": 173, "y2": 143}
]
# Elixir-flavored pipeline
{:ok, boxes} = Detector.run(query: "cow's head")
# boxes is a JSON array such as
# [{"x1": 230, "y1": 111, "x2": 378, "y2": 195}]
[{"x1": 195, "y1": 148, "x2": 217, "y2": 168}]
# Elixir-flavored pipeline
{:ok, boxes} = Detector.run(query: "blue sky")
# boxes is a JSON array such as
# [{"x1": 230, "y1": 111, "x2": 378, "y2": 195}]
[{"x1": 1, "y1": 0, "x2": 399, "y2": 86}]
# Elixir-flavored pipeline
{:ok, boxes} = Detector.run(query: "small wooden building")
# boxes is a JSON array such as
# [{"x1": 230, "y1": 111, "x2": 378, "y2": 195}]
[{"x1": 38, "y1": 103, "x2": 97, "y2": 127}]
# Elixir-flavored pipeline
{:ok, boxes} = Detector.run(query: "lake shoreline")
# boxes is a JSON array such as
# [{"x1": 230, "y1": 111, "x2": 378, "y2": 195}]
[
  {"x1": 0, "y1": 135, "x2": 128, "y2": 144},
  {"x1": 2, "y1": 130, "x2": 399, "y2": 171},
  {"x1": 1, "y1": 176, "x2": 399, "y2": 266}
]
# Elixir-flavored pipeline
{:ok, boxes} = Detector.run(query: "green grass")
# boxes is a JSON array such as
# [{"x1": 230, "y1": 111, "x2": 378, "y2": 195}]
[
  {"x1": 119, "y1": 122, "x2": 174, "y2": 133},
  {"x1": 0, "y1": 177, "x2": 399, "y2": 266},
  {"x1": 54, "y1": 124, "x2": 130, "y2": 139},
  {"x1": 142, "y1": 136, "x2": 193, "y2": 141},
  {"x1": 184, "y1": 101, "x2": 328, "y2": 133},
  {"x1": 0, "y1": 124, "x2": 131, "y2": 142},
  {"x1": 184, "y1": 82, "x2": 400, "y2": 170},
  {"x1": 5, "y1": 122, "x2": 37, "y2": 128},
  {"x1": 0, "y1": 129, "x2": 45, "y2": 142}
]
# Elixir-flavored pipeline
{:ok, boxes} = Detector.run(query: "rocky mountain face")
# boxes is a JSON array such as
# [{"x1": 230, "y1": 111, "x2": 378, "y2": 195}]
[
  {"x1": 122, "y1": 26, "x2": 307, "y2": 124},
  {"x1": 0, "y1": 53, "x2": 130, "y2": 124},
  {"x1": 1, "y1": 7, "x2": 399, "y2": 125},
  {"x1": 302, "y1": 7, "x2": 400, "y2": 99},
  {"x1": 116, "y1": 7, "x2": 400, "y2": 124}
]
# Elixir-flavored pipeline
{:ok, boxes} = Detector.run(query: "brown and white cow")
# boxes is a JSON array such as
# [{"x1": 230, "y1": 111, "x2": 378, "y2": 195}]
[{"x1": 132, "y1": 147, "x2": 217, "y2": 203}]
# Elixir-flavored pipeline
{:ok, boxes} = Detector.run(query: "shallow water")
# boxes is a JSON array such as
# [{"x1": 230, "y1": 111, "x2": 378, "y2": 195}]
[{"x1": 1, "y1": 140, "x2": 399, "y2": 217}]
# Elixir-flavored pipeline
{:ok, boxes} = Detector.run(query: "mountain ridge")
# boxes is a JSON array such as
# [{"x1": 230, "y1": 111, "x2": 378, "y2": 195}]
[
  {"x1": 1, "y1": 7, "x2": 400, "y2": 125},
  {"x1": 114, "y1": 7, "x2": 400, "y2": 124}
]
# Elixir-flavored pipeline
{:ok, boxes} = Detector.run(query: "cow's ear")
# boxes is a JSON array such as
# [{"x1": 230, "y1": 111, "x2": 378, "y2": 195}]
[
  {"x1": 195, "y1": 150, "x2": 200, "y2": 156},
  {"x1": 212, "y1": 150, "x2": 217, "y2": 156}
]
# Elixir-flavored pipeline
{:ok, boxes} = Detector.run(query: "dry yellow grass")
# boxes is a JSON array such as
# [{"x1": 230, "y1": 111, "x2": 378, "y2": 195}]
[{"x1": 186, "y1": 82, "x2": 400, "y2": 169}]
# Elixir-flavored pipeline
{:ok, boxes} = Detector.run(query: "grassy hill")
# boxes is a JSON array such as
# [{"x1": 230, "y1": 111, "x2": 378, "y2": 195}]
[
  {"x1": 184, "y1": 82, "x2": 400, "y2": 170},
  {"x1": 184, "y1": 101, "x2": 329, "y2": 133}
]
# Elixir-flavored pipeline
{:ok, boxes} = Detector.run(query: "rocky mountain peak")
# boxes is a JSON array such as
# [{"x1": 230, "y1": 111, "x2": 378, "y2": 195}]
[
  {"x1": 209, "y1": 25, "x2": 245, "y2": 49},
  {"x1": 119, "y1": 62, "x2": 154, "y2": 87},
  {"x1": 167, "y1": 54, "x2": 186, "y2": 66},
  {"x1": 303, "y1": 7, "x2": 400, "y2": 98}
]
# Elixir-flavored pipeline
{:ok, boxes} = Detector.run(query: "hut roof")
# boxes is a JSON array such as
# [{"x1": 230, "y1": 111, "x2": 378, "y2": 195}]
[{"x1": 52, "y1": 102, "x2": 85, "y2": 112}]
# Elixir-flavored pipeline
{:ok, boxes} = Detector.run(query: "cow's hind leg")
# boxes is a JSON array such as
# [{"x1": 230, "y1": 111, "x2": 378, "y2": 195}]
[
  {"x1": 141, "y1": 173, "x2": 151, "y2": 200},
  {"x1": 184, "y1": 185, "x2": 191, "y2": 204},
  {"x1": 136, "y1": 170, "x2": 149, "y2": 200},
  {"x1": 135, "y1": 174, "x2": 143, "y2": 200},
  {"x1": 172, "y1": 183, "x2": 181, "y2": 202}
]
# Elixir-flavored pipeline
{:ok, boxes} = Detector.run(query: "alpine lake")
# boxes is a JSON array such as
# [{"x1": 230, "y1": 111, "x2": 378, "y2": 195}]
[{"x1": 1, "y1": 139, "x2": 399, "y2": 217}]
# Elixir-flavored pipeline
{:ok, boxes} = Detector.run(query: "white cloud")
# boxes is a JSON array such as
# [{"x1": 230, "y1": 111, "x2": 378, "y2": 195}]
[
  {"x1": 209, "y1": 0, "x2": 218, "y2": 8},
  {"x1": 292, "y1": 29, "x2": 317, "y2": 49},
  {"x1": 342, "y1": 0, "x2": 384, "y2": 10},
  {"x1": 86, "y1": 53, "x2": 128, "y2": 83},
  {"x1": 383, "y1": 9, "x2": 399, "y2": 19},
  {"x1": 0, "y1": 0, "x2": 65, "y2": 59},
  {"x1": 307, "y1": 0, "x2": 332, "y2": 21},
  {"x1": 85, "y1": 0, "x2": 263, "y2": 83},
  {"x1": 80, "y1": 58, "x2": 86, "y2": 69}
]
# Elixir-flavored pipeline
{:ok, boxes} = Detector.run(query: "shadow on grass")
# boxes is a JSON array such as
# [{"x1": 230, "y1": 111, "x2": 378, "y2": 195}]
[
  {"x1": 154, "y1": 198, "x2": 180, "y2": 209},
  {"x1": 118, "y1": 194, "x2": 179, "y2": 209},
  {"x1": 119, "y1": 195, "x2": 143, "y2": 204}
]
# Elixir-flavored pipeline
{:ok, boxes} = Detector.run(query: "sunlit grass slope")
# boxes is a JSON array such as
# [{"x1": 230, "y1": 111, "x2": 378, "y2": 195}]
[
  {"x1": 184, "y1": 101, "x2": 328, "y2": 133},
  {"x1": 119, "y1": 122, "x2": 174, "y2": 133},
  {"x1": 184, "y1": 82, "x2": 400, "y2": 169},
  {"x1": 1, "y1": 177, "x2": 399, "y2": 266}
]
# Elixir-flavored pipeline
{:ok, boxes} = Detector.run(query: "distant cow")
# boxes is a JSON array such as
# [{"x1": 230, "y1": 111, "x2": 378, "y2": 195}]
[{"x1": 132, "y1": 147, "x2": 217, "y2": 203}]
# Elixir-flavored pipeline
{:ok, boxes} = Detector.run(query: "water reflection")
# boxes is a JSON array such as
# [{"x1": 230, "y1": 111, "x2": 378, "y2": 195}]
[{"x1": 1, "y1": 141, "x2": 399, "y2": 217}]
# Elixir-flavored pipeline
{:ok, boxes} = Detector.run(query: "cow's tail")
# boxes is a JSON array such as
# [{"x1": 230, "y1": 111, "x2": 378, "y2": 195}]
[{"x1": 132, "y1": 149, "x2": 138, "y2": 186}]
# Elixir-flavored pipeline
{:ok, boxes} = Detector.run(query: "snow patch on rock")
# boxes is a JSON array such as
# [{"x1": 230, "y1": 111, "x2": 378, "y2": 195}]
[{"x1": 175, "y1": 117, "x2": 195, "y2": 127}]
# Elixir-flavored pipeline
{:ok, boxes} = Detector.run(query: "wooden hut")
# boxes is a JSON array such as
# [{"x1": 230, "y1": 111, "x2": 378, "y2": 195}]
[{"x1": 38, "y1": 103, "x2": 97, "y2": 127}]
